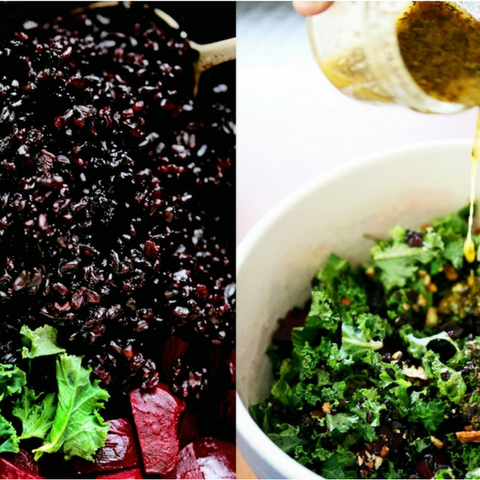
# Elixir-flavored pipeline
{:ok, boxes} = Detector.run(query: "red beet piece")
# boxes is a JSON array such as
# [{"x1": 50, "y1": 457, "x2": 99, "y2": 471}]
[
  {"x1": 74, "y1": 418, "x2": 140, "y2": 474},
  {"x1": 164, "y1": 438, "x2": 235, "y2": 479},
  {"x1": 130, "y1": 383, "x2": 186, "y2": 475},
  {"x1": 96, "y1": 467, "x2": 143, "y2": 479},
  {"x1": 178, "y1": 410, "x2": 200, "y2": 448},
  {"x1": 0, "y1": 455, "x2": 43, "y2": 479},
  {"x1": 3, "y1": 449, "x2": 41, "y2": 478}
]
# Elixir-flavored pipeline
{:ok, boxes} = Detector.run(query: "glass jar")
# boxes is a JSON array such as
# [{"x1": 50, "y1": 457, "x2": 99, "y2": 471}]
[{"x1": 308, "y1": 1, "x2": 480, "y2": 114}]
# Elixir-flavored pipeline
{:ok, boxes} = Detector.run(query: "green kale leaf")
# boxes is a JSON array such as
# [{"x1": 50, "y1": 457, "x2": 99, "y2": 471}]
[
  {"x1": 315, "y1": 253, "x2": 350, "y2": 298},
  {"x1": 0, "y1": 364, "x2": 26, "y2": 401},
  {"x1": 0, "y1": 414, "x2": 19, "y2": 454},
  {"x1": 319, "y1": 445, "x2": 357, "y2": 479},
  {"x1": 423, "y1": 351, "x2": 466, "y2": 403},
  {"x1": 410, "y1": 390, "x2": 446, "y2": 433},
  {"x1": 370, "y1": 223, "x2": 451, "y2": 290},
  {"x1": 303, "y1": 290, "x2": 339, "y2": 335},
  {"x1": 13, "y1": 387, "x2": 57, "y2": 440},
  {"x1": 21, "y1": 324, "x2": 66, "y2": 359},
  {"x1": 341, "y1": 323, "x2": 383, "y2": 360},
  {"x1": 267, "y1": 423, "x2": 302, "y2": 454},
  {"x1": 33, "y1": 354, "x2": 110, "y2": 461},
  {"x1": 325, "y1": 413, "x2": 358, "y2": 434},
  {"x1": 402, "y1": 329, "x2": 462, "y2": 366}
]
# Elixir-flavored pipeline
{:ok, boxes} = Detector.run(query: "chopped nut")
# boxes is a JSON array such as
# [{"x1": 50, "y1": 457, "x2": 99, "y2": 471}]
[
  {"x1": 393, "y1": 428, "x2": 401, "y2": 434},
  {"x1": 356, "y1": 455, "x2": 364, "y2": 467},
  {"x1": 423, "y1": 274, "x2": 431, "y2": 285},
  {"x1": 365, "y1": 267, "x2": 375, "y2": 278},
  {"x1": 403, "y1": 364, "x2": 429, "y2": 380},
  {"x1": 452, "y1": 282, "x2": 470, "y2": 294},
  {"x1": 425, "y1": 307, "x2": 438, "y2": 328},
  {"x1": 380, "y1": 446, "x2": 389, "y2": 457},
  {"x1": 417, "y1": 294, "x2": 427, "y2": 307},
  {"x1": 431, "y1": 436, "x2": 444, "y2": 449},
  {"x1": 321, "y1": 402, "x2": 331, "y2": 415},
  {"x1": 365, "y1": 450, "x2": 372, "y2": 460},
  {"x1": 444, "y1": 264, "x2": 458, "y2": 281},
  {"x1": 374, "y1": 456, "x2": 383, "y2": 470},
  {"x1": 418, "y1": 270, "x2": 427, "y2": 278},
  {"x1": 456, "y1": 431, "x2": 480, "y2": 443},
  {"x1": 427, "y1": 283, "x2": 438, "y2": 293},
  {"x1": 402, "y1": 303, "x2": 411, "y2": 311}
]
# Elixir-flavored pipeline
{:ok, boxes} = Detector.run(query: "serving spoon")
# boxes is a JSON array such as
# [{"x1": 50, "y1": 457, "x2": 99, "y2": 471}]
[{"x1": 72, "y1": 2, "x2": 236, "y2": 96}]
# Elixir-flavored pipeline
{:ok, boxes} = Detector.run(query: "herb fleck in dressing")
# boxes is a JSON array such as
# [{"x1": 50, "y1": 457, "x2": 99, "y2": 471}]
[{"x1": 397, "y1": 1, "x2": 480, "y2": 107}]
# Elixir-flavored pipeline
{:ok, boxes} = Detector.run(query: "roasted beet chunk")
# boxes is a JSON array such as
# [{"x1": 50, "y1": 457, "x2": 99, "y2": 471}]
[
  {"x1": 130, "y1": 383, "x2": 185, "y2": 475},
  {"x1": 415, "y1": 454, "x2": 450, "y2": 479},
  {"x1": 0, "y1": 454, "x2": 43, "y2": 479},
  {"x1": 96, "y1": 467, "x2": 143, "y2": 479},
  {"x1": 2, "y1": 449, "x2": 42, "y2": 478},
  {"x1": 178, "y1": 410, "x2": 201, "y2": 448},
  {"x1": 164, "y1": 438, "x2": 235, "y2": 479},
  {"x1": 74, "y1": 418, "x2": 140, "y2": 474}
]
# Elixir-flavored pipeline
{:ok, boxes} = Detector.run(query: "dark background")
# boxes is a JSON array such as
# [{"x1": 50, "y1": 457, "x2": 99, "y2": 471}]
[{"x1": 0, "y1": 2, "x2": 236, "y2": 43}]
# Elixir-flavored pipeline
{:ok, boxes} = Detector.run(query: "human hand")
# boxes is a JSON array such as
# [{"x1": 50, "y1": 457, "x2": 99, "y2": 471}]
[{"x1": 293, "y1": 1, "x2": 333, "y2": 16}]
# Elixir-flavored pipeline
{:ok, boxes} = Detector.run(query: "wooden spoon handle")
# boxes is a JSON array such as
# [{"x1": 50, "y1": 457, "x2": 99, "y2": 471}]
[{"x1": 191, "y1": 38, "x2": 237, "y2": 74}]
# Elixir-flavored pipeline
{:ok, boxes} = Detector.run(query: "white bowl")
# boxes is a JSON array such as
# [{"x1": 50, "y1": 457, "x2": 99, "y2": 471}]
[{"x1": 237, "y1": 139, "x2": 474, "y2": 479}]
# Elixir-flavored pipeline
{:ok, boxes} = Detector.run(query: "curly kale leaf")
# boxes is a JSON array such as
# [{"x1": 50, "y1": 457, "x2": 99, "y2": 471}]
[
  {"x1": 371, "y1": 211, "x2": 468, "y2": 291},
  {"x1": 409, "y1": 390, "x2": 446, "y2": 433},
  {"x1": 371, "y1": 227, "x2": 439, "y2": 291},
  {"x1": 21, "y1": 324, "x2": 66, "y2": 359},
  {"x1": 0, "y1": 415, "x2": 19, "y2": 454},
  {"x1": 319, "y1": 445, "x2": 357, "y2": 479},
  {"x1": 13, "y1": 387, "x2": 56, "y2": 440},
  {"x1": 423, "y1": 351, "x2": 467, "y2": 403},
  {"x1": 341, "y1": 323, "x2": 383, "y2": 360},
  {"x1": 267, "y1": 423, "x2": 302, "y2": 454},
  {"x1": 33, "y1": 354, "x2": 110, "y2": 461},
  {"x1": 401, "y1": 327, "x2": 462, "y2": 366},
  {"x1": 0, "y1": 364, "x2": 26, "y2": 401}
]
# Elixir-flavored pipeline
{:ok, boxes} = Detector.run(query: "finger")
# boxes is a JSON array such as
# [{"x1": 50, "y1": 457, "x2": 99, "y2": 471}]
[{"x1": 293, "y1": 1, "x2": 333, "y2": 16}]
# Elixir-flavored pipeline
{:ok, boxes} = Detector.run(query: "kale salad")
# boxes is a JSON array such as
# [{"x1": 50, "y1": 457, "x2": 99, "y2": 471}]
[{"x1": 251, "y1": 207, "x2": 480, "y2": 479}]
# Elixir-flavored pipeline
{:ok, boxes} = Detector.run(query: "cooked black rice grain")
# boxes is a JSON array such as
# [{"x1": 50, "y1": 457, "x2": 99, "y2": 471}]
[{"x1": 0, "y1": 2, "x2": 235, "y2": 409}]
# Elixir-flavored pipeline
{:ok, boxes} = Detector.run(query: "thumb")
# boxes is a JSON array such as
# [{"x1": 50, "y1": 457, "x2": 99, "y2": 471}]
[{"x1": 293, "y1": 1, "x2": 333, "y2": 16}]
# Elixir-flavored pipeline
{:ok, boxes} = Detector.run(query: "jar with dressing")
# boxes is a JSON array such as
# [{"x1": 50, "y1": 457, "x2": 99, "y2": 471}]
[{"x1": 308, "y1": 1, "x2": 480, "y2": 114}]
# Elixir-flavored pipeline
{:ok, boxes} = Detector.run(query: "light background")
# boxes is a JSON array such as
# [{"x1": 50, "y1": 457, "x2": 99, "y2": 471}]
[{"x1": 237, "y1": 1, "x2": 479, "y2": 244}]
